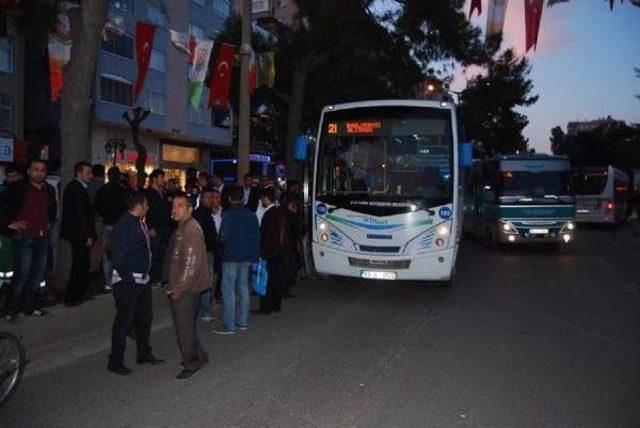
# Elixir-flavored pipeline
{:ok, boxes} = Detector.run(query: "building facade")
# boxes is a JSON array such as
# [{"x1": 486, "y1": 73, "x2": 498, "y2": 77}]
[
  {"x1": 0, "y1": 18, "x2": 25, "y2": 139},
  {"x1": 25, "y1": 0, "x2": 234, "y2": 186}
]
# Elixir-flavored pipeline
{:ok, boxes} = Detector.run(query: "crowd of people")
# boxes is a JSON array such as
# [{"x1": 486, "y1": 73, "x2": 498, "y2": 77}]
[{"x1": 0, "y1": 159, "x2": 303, "y2": 380}]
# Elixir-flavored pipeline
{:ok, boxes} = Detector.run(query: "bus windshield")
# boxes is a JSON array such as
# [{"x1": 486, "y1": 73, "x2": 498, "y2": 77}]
[
  {"x1": 571, "y1": 171, "x2": 608, "y2": 195},
  {"x1": 316, "y1": 106, "x2": 453, "y2": 209},
  {"x1": 500, "y1": 171, "x2": 571, "y2": 198}
]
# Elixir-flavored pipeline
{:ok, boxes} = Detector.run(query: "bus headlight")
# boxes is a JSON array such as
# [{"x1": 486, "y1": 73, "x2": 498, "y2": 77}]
[
  {"x1": 5, "y1": 271, "x2": 12, "y2": 278},
  {"x1": 435, "y1": 238, "x2": 445, "y2": 247},
  {"x1": 562, "y1": 234, "x2": 571, "y2": 243},
  {"x1": 320, "y1": 233, "x2": 329, "y2": 242},
  {"x1": 566, "y1": 222, "x2": 575, "y2": 231},
  {"x1": 318, "y1": 222, "x2": 327, "y2": 231},
  {"x1": 437, "y1": 225, "x2": 448, "y2": 237},
  {"x1": 500, "y1": 221, "x2": 518, "y2": 234}
]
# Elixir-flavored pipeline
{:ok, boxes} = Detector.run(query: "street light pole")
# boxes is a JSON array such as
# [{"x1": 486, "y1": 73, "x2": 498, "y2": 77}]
[{"x1": 237, "y1": 0, "x2": 252, "y2": 184}]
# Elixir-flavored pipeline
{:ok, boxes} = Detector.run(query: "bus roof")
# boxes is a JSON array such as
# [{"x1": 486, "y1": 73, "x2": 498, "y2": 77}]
[{"x1": 321, "y1": 99, "x2": 455, "y2": 115}]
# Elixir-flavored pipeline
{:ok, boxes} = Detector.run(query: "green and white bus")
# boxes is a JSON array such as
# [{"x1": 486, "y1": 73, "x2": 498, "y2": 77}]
[{"x1": 463, "y1": 154, "x2": 575, "y2": 248}]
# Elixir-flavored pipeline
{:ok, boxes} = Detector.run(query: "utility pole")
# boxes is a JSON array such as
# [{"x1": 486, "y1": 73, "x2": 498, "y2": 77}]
[{"x1": 237, "y1": 0, "x2": 252, "y2": 183}]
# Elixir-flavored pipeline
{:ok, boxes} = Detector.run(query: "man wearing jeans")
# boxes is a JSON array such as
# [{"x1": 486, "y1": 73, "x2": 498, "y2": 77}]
[
  {"x1": 192, "y1": 188, "x2": 218, "y2": 321},
  {"x1": 3, "y1": 160, "x2": 57, "y2": 320},
  {"x1": 214, "y1": 186, "x2": 259, "y2": 335}
]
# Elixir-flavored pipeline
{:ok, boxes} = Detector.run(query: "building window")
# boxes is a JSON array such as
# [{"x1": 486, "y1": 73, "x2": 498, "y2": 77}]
[
  {"x1": 213, "y1": 0, "x2": 230, "y2": 18},
  {"x1": 0, "y1": 37, "x2": 14, "y2": 74},
  {"x1": 150, "y1": 49, "x2": 166, "y2": 72},
  {"x1": 212, "y1": 106, "x2": 231, "y2": 128},
  {"x1": 0, "y1": 94, "x2": 12, "y2": 130},
  {"x1": 162, "y1": 144, "x2": 200, "y2": 163},
  {"x1": 146, "y1": 91, "x2": 166, "y2": 115},
  {"x1": 100, "y1": 75, "x2": 133, "y2": 106},
  {"x1": 188, "y1": 22, "x2": 206, "y2": 39},
  {"x1": 192, "y1": 0, "x2": 206, "y2": 6},
  {"x1": 187, "y1": 106, "x2": 204, "y2": 124},
  {"x1": 147, "y1": 3, "x2": 166, "y2": 27},
  {"x1": 109, "y1": 0, "x2": 133, "y2": 14},
  {"x1": 101, "y1": 34, "x2": 133, "y2": 59}
]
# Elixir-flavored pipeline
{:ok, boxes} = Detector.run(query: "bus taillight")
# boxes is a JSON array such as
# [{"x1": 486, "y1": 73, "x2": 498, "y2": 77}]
[{"x1": 605, "y1": 201, "x2": 614, "y2": 213}]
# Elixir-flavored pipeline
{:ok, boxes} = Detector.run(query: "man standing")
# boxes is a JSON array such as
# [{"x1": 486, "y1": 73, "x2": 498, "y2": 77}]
[
  {"x1": 3, "y1": 160, "x2": 57, "y2": 319},
  {"x1": 108, "y1": 193, "x2": 163, "y2": 375},
  {"x1": 211, "y1": 189, "x2": 223, "y2": 304},
  {"x1": 166, "y1": 195, "x2": 210, "y2": 379},
  {"x1": 243, "y1": 173, "x2": 259, "y2": 211},
  {"x1": 214, "y1": 186, "x2": 260, "y2": 334},
  {"x1": 192, "y1": 188, "x2": 218, "y2": 322},
  {"x1": 95, "y1": 167, "x2": 129, "y2": 292},
  {"x1": 61, "y1": 161, "x2": 95, "y2": 307},
  {"x1": 145, "y1": 169, "x2": 171, "y2": 287},
  {"x1": 87, "y1": 164, "x2": 105, "y2": 205},
  {"x1": 258, "y1": 187, "x2": 291, "y2": 314},
  {"x1": 212, "y1": 173, "x2": 231, "y2": 208}
]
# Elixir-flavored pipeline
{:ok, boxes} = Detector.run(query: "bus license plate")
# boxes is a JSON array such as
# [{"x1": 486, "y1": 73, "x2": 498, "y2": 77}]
[
  {"x1": 530, "y1": 228, "x2": 549, "y2": 235},
  {"x1": 360, "y1": 270, "x2": 397, "y2": 280}
]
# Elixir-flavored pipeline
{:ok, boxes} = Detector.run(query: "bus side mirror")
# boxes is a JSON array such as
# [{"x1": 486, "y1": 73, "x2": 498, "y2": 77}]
[
  {"x1": 459, "y1": 142, "x2": 473, "y2": 168},
  {"x1": 294, "y1": 136, "x2": 312, "y2": 161}
]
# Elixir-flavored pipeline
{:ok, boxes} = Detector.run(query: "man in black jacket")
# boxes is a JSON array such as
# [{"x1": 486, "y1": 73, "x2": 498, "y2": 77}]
[
  {"x1": 243, "y1": 173, "x2": 260, "y2": 211},
  {"x1": 3, "y1": 160, "x2": 57, "y2": 319},
  {"x1": 192, "y1": 188, "x2": 218, "y2": 321},
  {"x1": 61, "y1": 161, "x2": 96, "y2": 307},
  {"x1": 144, "y1": 169, "x2": 171, "y2": 286},
  {"x1": 258, "y1": 187, "x2": 292, "y2": 314},
  {"x1": 95, "y1": 167, "x2": 129, "y2": 292},
  {"x1": 108, "y1": 192, "x2": 163, "y2": 375}
]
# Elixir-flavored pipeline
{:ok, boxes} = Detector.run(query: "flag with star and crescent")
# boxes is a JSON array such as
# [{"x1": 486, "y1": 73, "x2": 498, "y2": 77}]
[
  {"x1": 208, "y1": 43, "x2": 235, "y2": 109},
  {"x1": 133, "y1": 22, "x2": 156, "y2": 103}
]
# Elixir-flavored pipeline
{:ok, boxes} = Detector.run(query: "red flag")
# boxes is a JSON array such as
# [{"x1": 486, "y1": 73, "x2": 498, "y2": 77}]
[
  {"x1": 133, "y1": 22, "x2": 156, "y2": 103},
  {"x1": 525, "y1": 0, "x2": 544, "y2": 53},
  {"x1": 188, "y1": 35, "x2": 197, "y2": 65},
  {"x1": 469, "y1": 0, "x2": 482, "y2": 18},
  {"x1": 208, "y1": 43, "x2": 235, "y2": 109}
]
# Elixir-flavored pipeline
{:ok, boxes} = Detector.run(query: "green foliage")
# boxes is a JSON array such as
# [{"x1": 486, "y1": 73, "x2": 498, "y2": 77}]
[
  {"x1": 551, "y1": 123, "x2": 640, "y2": 171},
  {"x1": 458, "y1": 49, "x2": 538, "y2": 156}
]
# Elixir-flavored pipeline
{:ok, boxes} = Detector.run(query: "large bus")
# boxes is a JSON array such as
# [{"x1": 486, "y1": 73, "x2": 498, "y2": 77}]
[
  {"x1": 310, "y1": 100, "x2": 461, "y2": 284},
  {"x1": 463, "y1": 155, "x2": 575, "y2": 248},
  {"x1": 572, "y1": 166, "x2": 630, "y2": 224}
]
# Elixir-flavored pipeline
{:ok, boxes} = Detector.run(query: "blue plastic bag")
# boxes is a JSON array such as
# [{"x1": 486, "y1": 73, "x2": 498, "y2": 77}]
[{"x1": 251, "y1": 260, "x2": 268, "y2": 296}]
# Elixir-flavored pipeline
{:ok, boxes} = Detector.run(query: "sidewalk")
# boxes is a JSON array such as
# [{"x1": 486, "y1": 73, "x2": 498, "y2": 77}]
[{"x1": 0, "y1": 288, "x2": 199, "y2": 378}]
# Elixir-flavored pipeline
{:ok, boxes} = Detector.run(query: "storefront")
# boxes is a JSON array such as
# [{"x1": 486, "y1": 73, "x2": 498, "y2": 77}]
[
  {"x1": 105, "y1": 150, "x2": 157, "y2": 185},
  {"x1": 160, "y1": 140, "x2": 210, "y2": 189}
]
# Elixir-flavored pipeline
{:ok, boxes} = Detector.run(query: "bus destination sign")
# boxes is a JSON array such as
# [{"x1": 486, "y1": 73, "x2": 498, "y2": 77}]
[{"x1": 327, "y1": 120, "x2": 383, "y2": 135}]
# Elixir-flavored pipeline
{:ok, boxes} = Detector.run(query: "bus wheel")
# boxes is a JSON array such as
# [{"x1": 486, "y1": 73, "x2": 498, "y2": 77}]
[{"x1": 442, "y1": 268, "x2": 456, "y2": 288}]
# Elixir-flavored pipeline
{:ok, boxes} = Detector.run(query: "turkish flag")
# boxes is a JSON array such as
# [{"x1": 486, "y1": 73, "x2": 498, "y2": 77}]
[
  {"x1": 525, "y1": 0, "x2": 544, "y2": 53},
  {"x1": 188, "y1": 35, "x2": 197, "y2": 65},
  {"x1": 469, "y1": 0, "x2": 482, "y2": 18},
  {"x1": 208, "y1": 43, "x2": 235, "y2": 109},
  {"x1": 133, "y1": 22, "x2": 156, "y2": 103}
]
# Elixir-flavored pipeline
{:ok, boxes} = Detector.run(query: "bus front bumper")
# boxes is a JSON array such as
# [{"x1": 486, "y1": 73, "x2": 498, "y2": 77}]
[
  {"x1": 311, "y1": 244, "x2": 457, "y2": 282},
  {"x1": 496, "y1": 231, "x2": 574, "y2": 244}
]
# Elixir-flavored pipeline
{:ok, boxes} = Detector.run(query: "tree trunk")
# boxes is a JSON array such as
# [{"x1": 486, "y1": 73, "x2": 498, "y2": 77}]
[
  {"x1": 60, "y1": 0, "x2": 108, "y2": 187},
  {"x1": 285, "y1": 68, "x2": 308, "y2": 180},
  {"x1": 132, "y1": 126, "x2": 147, "y2": 189}
]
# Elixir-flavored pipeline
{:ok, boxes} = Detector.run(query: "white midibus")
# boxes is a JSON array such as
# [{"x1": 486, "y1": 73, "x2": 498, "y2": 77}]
[
  {"x1": 310, "y1": 100, "x2": 461, "y2": 285},
  {"x1": 572, "y1": 166, "x2": 630, "y2": 224}
]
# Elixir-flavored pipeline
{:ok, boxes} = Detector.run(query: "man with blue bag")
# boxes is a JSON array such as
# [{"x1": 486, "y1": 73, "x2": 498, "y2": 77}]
[{"x1": 214, "y1": 186, "x2": 260, "y2": 335}]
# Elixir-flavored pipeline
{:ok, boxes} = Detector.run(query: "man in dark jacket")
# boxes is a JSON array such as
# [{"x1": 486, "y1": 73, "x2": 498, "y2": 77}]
[
  {"x1": 145, "y1": 169, "x2": 171, "y2": 286},
  {"x1": 243, "y1": 174, "x2": 260, "y2": 211},
  {"x1": 108, "y1": 192, "x2": 163, "y2": 376},
  {"x1": 95, "y1": 166, "x2": 129, "y2": 292},
  {"x1": 3, "y1": 159, "x2": 57, "y2": 319},
  {"x1": 192, "y1": 188, "x2": 218, "y2": 321},
  {"x1": 258, "y1": 187, "x2": 292, "y2": 314},
  {"x1": 61, "y1": 161, "x2": 96, "y2": 307},
  {"x1": 214, "y1": 186, "x2": 259, "y2": 334}
]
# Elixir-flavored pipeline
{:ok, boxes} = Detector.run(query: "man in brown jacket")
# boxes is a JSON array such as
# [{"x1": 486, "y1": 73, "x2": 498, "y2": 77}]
[{"x1": 166, "y1": 195, "x2": 210, "y2": 380}]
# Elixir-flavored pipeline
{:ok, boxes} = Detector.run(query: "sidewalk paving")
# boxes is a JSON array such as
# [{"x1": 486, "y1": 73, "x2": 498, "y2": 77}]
[{"x1": 0, "y1": 288, "x2": 220, "y2": 378}]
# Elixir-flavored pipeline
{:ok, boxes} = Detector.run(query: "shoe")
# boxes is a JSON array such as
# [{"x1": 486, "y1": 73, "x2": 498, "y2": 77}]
[
  {"x1": 27, "y1": 309, "x2": 50, "y2": 317},
  {"x1": 104, "y1": 285, "x2": 112, "y2": 293},
  {"x1": 236, "y1": 325, "x2": 248, "y2": 331},
  {"x1": 200, "y1": 315, "x2": 214, "y2": 322},
  {"x1": 176, "y1": 368, "x2": 198, "y2": 380},
  {"x1": 212, "y1": 325, "x2": 234, "y2": 335},
  {"x1": 137, "y1": 355, "x2": 165, "y2": 365},
  {"x1": 107, "y1": 362, "x2": 132, "y2": 376}
]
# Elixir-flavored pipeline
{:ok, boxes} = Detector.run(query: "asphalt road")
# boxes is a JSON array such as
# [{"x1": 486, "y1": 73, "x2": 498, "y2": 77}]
[{"x1": 2, "y1": 224, "x2": 639, "y2": 427}]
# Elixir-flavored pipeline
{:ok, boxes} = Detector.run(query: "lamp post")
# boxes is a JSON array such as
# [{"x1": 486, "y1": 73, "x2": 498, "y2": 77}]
[{"x1": 237, "y1": 0, "x2": 252, "y2": 183}]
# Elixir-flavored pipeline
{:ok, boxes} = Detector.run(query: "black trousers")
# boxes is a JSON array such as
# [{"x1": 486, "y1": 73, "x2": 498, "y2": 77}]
[
  {"x1": 170, "y1": 293, "x2": 208, "y2": 371},
  {"x1": 260, "y1": 255, "x2": 285, "y2": 313},
  {"x1": 109, "y1": 282, "x2": 153, "y2": 365},
  {"x1": 150, "y1": 232, "x2": 169, "y2": 283},
  {"x1": 65, "y1": 240, "x2": 90, "y2": 304}
]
